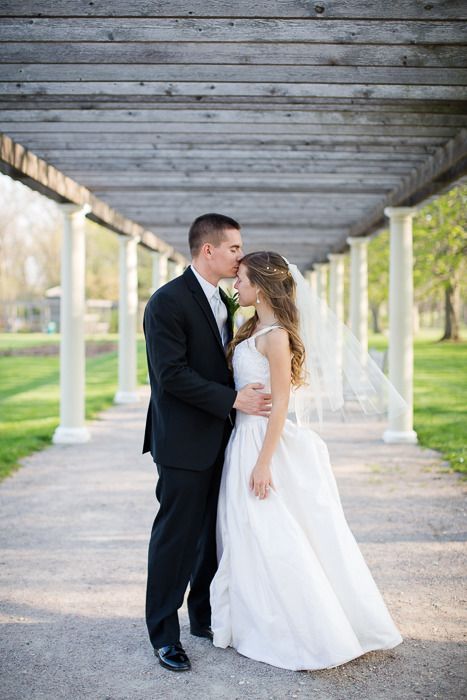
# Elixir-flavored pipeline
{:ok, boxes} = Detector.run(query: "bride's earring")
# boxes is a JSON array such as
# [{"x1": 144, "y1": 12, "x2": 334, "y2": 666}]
[{"x1": 256, "y1": 289, "x2": 261, "y2": 304}]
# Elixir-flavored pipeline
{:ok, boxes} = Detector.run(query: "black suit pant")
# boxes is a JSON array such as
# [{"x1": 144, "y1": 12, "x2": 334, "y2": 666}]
[{"x1": 145, "y1": 424, "x2": 230, "y2": 648}]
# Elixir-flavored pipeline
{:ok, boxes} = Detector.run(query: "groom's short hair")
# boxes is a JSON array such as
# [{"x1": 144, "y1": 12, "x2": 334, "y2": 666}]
[{"x1": 189, "y1": 213, "x2": 241, "y2": 256}]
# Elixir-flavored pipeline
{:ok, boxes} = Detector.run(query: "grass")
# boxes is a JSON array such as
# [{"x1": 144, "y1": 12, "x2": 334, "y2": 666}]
[
  {"x1": 0, "y1": 333, "x2": 148, "y2": 481},
  {"x1": 369, "y1": 330, "x2": 467, "y2": 475},
  {"x1": 0, "y1": 332, "x2": 61, "y2": 350},
  {"x1": 0, "y1": 331, "x2": 465, "y2": 481}
]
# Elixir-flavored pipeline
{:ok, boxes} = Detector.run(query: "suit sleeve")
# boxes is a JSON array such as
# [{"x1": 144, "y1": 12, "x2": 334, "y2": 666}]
[{"x1": 145, "y1": 290, "x2": 236, "y2": 420}]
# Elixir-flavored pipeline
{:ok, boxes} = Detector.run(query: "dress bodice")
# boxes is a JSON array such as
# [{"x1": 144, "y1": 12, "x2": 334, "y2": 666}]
[{"x1": 232, "y1": 326, "x2": 279, "y2": 392}]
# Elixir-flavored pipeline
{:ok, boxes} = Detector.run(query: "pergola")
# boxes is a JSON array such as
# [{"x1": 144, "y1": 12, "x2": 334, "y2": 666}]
[{"x1": 0, "y1": 2, "x2": 466, "y2": 444}]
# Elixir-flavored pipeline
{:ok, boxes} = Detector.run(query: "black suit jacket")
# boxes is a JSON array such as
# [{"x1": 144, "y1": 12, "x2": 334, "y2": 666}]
[{"x1": 143, "y1": 267, "x2": 237, "y2": 470}]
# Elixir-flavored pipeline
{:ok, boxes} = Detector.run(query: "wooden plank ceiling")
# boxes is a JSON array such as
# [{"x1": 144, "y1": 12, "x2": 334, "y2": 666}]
[{"x1": 0, "y1": 1, "x2": 466, "y2": 267}]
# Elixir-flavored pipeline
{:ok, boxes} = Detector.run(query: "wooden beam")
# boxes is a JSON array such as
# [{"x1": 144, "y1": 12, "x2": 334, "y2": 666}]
[
  {"x1": 3, "y1": 111, "x2": 467, "y2": 131},
  {"x1": 1, "y1": 130, "x2": 455, "y2": 146},
  {"x1": 86, "y1": 174, "x2": 403, "y2": 191},
  {"x1": 10, "y1": 146, "x2": 435, "y2": 159},
  {"x1": 348, "y1": 129, "x2": 467, "y2": 240},
  {"x1": 0, "y1": 19, "x2": 464, "y2": 44},
  {"x1": 41, "y1": 163, "x2": 415, "y2": 175},
  {"x1": 1, "y1": 1, "x2": 464, "y2": 20},
  {"x1": 1, "y1": 106, "x2": 463, "y2": 125},
  {"x1": 2, "y1": 97, "x2": 465, "y2": 115},
  {"x1": 65, "y1": 164, "x2": 415, "y2": 177},
  {"x1": 133, "y1": 211, "x2": 369, "y2": 226},
  {"x1": 4, "y1": 65, "x2": 467, "y2": 86},
  {"x1": 2, "y1": 42, "x2": 466, "y2": 68},
  {"x1": 1, "y1": 81, "x2": 462, "y2": 100},
  {"x1": 0, "y1": 134, "x2": 186, "y2": 261}
]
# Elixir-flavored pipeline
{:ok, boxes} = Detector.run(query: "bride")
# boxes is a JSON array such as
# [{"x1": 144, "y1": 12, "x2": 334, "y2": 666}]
[{"x1": 210, "y1": 251, "x2": 402, "y2": 671}]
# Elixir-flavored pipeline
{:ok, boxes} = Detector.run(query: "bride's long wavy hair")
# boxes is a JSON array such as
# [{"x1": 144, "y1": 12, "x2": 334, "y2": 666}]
[{"x1": 228, "y1": 251, "x2": 306, "y2": 387}]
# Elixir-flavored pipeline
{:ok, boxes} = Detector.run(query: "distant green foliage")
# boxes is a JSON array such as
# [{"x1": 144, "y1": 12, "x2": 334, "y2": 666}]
[
  {"x1": 367, "y1": 230, "x2": 389, "y2": 332},
  {"x1": 0, "y1": 335, "x2": 148, "y2": 481},
  {"x1": 413, "y1": 185, "x2": 466, "y2": 302},
  {"x1": 368, "y1": 184, "x2": 466, "y2": 340}
]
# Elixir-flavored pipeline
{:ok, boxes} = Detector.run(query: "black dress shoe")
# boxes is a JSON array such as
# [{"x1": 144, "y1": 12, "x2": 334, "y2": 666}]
[
  {"x1": 155, "y1": 643, "x2": 191, "y2": 672},
  {"x1": 190, "y1": 626, "x2": 214, "y2": 640}
]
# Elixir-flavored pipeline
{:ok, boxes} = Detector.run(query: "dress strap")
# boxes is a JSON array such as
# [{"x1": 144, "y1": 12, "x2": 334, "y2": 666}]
[{"x1": 249, "y1": 324, "x2": 283, "y2": 340}]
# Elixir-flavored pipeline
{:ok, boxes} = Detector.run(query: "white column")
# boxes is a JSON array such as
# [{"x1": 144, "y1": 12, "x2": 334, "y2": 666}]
[
  {"x1": 328, "y1": 253, "x2": 345, "y2": 323},
  {"x1": 115, "y1": 235, "x2": 139, "y2": 404},
  {"x1": 53, "y1": 204, "x2": 91, "y2": 444},
  {"x1": 304, "y1": 269, "x2": 318, "y2": 296},
  {"x1": 175, "y1": 261, "x2": 185, "y2": 277},
  {"x1": 383, "y1": 207, "x2": 418, "y2": 444},
  {"x1": 315, "y1": 263, "x2": 328, "y2": 302},
  {"x1": 327, "y1": 253, "x2": 346, "y2": 380},
  {"x1": 151, "y1": 251, "x2": 169, "y2": 293},
  {"x1": 346, "y1": 237, "x2": 368, "y2": 353}
]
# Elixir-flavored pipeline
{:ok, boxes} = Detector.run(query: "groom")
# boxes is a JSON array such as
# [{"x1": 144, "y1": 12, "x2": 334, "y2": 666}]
[{"x1": 143, "y1": 213, "x2": 271, "y2": 672}]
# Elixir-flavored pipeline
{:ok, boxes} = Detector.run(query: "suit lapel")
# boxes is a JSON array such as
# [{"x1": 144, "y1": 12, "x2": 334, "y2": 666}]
[{"x1": 183, "y1": 267, "x2": 225, "y2": 353}]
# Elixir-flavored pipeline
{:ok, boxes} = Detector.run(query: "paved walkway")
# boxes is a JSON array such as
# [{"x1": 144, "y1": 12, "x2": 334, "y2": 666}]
[{"x1": 1, "y1": 389, "x2": 465, "y2": 700}]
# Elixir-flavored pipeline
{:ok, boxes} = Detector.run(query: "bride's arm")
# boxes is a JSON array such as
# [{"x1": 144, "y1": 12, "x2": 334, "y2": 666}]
[{"x1": 249, "y1": 328, "x2": 291, "y2": 499}]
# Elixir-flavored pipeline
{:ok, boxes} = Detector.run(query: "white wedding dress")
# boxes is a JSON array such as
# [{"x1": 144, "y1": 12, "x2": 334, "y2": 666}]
[{"x1": 210, "y1": 326, "x2": 402, "y2": 671}]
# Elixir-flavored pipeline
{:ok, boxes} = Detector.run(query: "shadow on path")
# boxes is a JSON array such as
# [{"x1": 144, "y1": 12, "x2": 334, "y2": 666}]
[{"x1": 0, "y1": 390, "x2": 465, "y2": 699}]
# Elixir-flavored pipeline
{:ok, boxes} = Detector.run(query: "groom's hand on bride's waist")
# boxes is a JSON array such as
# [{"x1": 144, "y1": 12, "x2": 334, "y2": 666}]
[{"x1": 233, "y1": 383, "x2": 272, "y2": 417}]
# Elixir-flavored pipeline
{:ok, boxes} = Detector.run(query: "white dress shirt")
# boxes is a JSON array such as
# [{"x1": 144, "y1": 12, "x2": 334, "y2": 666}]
[{"x1": 190, "y1": 265, "x2": 228, "y2": 346}]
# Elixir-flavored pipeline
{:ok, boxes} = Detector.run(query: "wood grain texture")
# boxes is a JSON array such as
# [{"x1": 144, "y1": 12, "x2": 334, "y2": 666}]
[
  {"x1": 0, "y1": 19, "x2": 465, "y2": 44},
  {"x1": 4, "y1": 65, "x2": 467, "y2": 85},
  {"x1": 2, "y1": 82, "x2": 463, "y2": 100},
  {"x1": 0, "y1": 1, "x2": 465, "y2": 20},
  {"x1": 2, "y1": 42, "x2": 466, "y2": 68},
  {"x1": 1, "y1": 106, "x2": 464, "y2": 123},
  {"x1": 1, "y1": 5, "x2": 466, "y2": 263},
  {"x1": 5, "y1": 116, "x2": 465, "y2": 131}
]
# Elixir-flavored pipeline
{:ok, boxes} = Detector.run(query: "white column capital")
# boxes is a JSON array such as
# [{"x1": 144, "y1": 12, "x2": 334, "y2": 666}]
[
  {"x1": 327, "y1": 253, "x2": 345, "y2": 263},
  {"x1": 119, "y1": 234, "x2": 139, "y2": 247},
  {"x1": 384, "y1": 206, "x2": 417, "y2": 220},
  {"x1": 313, "y1": 261, "x2": 328, "y2": 270},
  {"x1": 58, "y1": 203, "x2": 91, "y2": 217},
  {"x1": 346, "y1": 236, "x2": 368, "y2": 248}
]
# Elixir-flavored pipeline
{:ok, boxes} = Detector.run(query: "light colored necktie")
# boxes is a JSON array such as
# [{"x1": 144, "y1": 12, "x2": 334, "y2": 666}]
[{"x1": 211, "y1": 289, "x2": 228, "y2": 345}]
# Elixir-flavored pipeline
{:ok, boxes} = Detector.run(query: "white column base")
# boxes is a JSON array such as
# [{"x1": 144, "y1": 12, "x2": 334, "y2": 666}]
[
  {"x1": 53, "y1": 426, "x2": 91, "y2": 444},
  {"x1": 114, "y1": 390, "x2": 140, "y2": 404},
  {"x1": 383, "y1": 429, "x2": 418, "y2": 444}
]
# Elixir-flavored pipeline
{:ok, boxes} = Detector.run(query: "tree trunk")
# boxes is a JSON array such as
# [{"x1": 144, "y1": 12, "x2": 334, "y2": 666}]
[
  {"x1": 440, "y1": 278, "x2": 461, "y2": 341},
  {"x1": 370, "y1": 303, "x2": 381, "y2": 334}
]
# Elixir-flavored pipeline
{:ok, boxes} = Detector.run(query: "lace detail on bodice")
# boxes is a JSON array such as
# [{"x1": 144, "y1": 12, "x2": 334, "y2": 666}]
[{"x1": 232, "y1": 325, "x2": 281, "y2": 392}]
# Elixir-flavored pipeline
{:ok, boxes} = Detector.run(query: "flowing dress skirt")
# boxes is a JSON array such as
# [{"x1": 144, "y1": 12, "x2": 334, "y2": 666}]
[{"x1": 210, "y1": 414, "x2": 402, "y2": 671}]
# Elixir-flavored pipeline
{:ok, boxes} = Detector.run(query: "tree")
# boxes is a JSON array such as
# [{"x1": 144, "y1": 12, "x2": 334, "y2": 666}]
[
  {"x1": 367, "y1": 230, "x2": 389, "y2": 333},
  {"x1": 413, "y1": 185, "x2": 466, "y2": 341},
  {"x1": 0, "y1": 173, "x2": 61, "y2": 300},
  {"x1": 85, "y1": 220, "x2": 119, "y2": 299}
]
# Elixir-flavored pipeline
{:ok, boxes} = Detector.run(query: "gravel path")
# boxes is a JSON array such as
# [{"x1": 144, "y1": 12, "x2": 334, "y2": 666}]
[{"x1": 1, "y1": 388, "x2": 465, "y2": 700}]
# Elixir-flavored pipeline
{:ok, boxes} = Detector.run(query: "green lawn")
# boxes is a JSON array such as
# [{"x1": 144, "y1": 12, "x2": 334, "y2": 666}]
[
  {"x1": 0, "y1": 332, "x2": 61, "y2": 350},
  {"x1": 0, "y1": 332, "x2": 465, "y2": 481},
  {"x1": 369, "y1": 332, "x2": 466, "y2": 475},
  {"x1": 0, "y1": 334, "x2": 148, "y2": 481}
]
